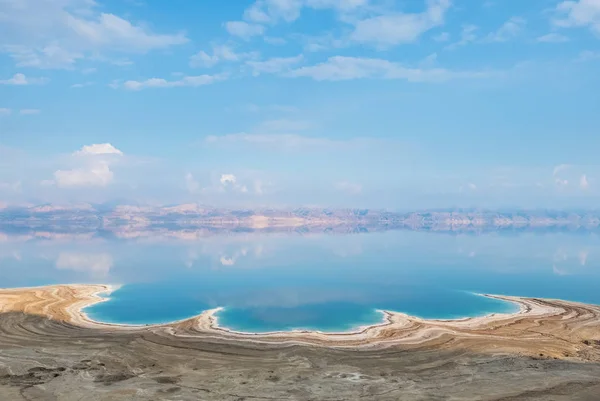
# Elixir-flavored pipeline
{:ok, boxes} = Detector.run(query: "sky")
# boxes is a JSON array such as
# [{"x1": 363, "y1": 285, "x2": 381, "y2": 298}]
[{"x1": 1, "y1": 0, "x2": 600, "y2": 210}]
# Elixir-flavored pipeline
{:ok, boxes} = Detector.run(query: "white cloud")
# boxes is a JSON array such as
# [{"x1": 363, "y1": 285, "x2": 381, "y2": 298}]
[
  {"x1": 242, "y1": 0, "x2": 369, "y2": 25},
  {"x1": 307, "y1": 0, "x2": 369, "y2": 11},
  {"x1": 420, "y1": 53, "x2": 438, "y2": 67},
  {"x1": 576, "y1": 50, "x2": 600, "y2": 62},
  {"x1": 579, "y1": 250, "x2": 589, "y2": 266},
  {"x1": 190, "y1": 45, "x2": 257, "y2": 68},
  {"x1": 243, "y1": 0, "x2": 303, "y2": 24},
  {"x1": 446, "y1": 25, "x2": 478, "y2": 50},
  {"x1": 551, "y1": 164, "x2": 593, "y2": 192},
  {"x1": 433, "y1": 32, "x2": 450, "y2": 42},
  {"x1": 4, "y1": 45, "x2": 84, "y2": 69},
  {"x1": 206, "y1": 133, "x2": 336, "y2": 149},
  {"x1": 1, "y1": 108, "x2": 40, "y2": 116},
  {"x1": 264, "y1": 36, "x2": 287, "y2": 45},
  {"x1": 485, "y1": 17, "x2": 526, "y2": 42},
  {"x1": 254, "y1": 180, "x2": 265, "y2": 195},
  {"x1": 350, "y1": 0, "x2": 451, "y2": 46},
  {"x1": 49, "y1": 143, "x2": 124, "y2": 188},
  {"x1": 536, "y1": 33, "x2": 569, "y2": 43},
  {"x1": 220, "y1": 256, "x2": 236, "y2": 266},
  {"x1": 459, "y1": 182, "x2": 477, "y2": 192},
  {"x1": 257, "y1": 119, "x2": 312, "y2": 131},
  {"x1": 553, "y1": 163, "x2": 571, "y2": 177},
  {"x1": 66, "y1": 13, "x2": 188, "y2": 51},
  {"x1": 74, "y1": 143, "x2": 123, "y2": 156},
  {"x1": 122, "y1": 74, "x2": 225, "y2": 90},
  {"x1": 19, "y1": 109, "x2": 40, "y2": 115},
  {"x1": 185, "y1": 173, "x2": 200, "y2": 193},
  {"x1": 220, "y1": 174, "x2": 248, "y2": 193},
  {"x1": 554, "y1": 0, "x2": 600, "y2": 35},
  {"x1": 224, "y1": 21, "x2": 265, "y2": 39},
  {"x1": 0, "y1": 0, "x2": 188, "y2": 69},
  {"x1": 54, "y1": 161, "x2": 114, "y2": 187},
  {"x1": 335, "y1": 181, "x2": 362, "y2": 194},
  {"x1": 56, "y1": 252, "x2": 113, "y2": 278},
  {"x1": 220, "y1": 174, "x2": 237, "y2": 185},
  {"x1": 580, "y1": 174, "x2": 590, "y2": 190},
  {"x1": 0, "y1": 181, "x2": 22, "y2": 193},
  {"x1": 71, "y1": 81, "x2": 94, "y2": 88},
  {"x1": 246, "y1": 55, "x2": 304, "y2": 75},
  {"x1": 555, "y1": 177, "x2": 569, "y2": 187},
  {"x1": 286, "y1": 56, "x2": 495, "y2": 82},
  {"x1": 0, "y1": 73, "x2": 47, "y2": 85}
]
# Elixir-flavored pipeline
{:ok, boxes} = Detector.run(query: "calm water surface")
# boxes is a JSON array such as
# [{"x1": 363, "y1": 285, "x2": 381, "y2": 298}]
[{"x1": 1, "y1": 231, "x2": 598, "y2": 332}]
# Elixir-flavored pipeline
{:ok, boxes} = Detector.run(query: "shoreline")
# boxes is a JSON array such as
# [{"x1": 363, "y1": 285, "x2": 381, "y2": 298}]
[
  {"x1": 2, "y1": 283, "x2": 590, "y2": 353},
  {"x1": 76, "y1": 285, "x2": 523, "y2": 336},
  {"x1": 0, "y1": 283, "x2": 548, "y2": 334}
]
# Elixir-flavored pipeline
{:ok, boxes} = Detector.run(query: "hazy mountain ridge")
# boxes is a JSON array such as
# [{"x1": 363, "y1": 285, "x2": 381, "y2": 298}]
[{"x1": 1, "y1": 204, "x2": 599, "y2": 236}]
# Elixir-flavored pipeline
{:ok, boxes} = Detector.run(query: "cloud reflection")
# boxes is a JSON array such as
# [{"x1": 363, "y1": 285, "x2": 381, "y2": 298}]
[{"x1": 56, "y1": 252, "x2": 113, "y2": 278}]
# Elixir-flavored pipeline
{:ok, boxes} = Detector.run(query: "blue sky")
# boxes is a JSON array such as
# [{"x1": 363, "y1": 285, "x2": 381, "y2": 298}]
[{"x1": 1, "y1": 0, "x2": 600, "y2": 209}]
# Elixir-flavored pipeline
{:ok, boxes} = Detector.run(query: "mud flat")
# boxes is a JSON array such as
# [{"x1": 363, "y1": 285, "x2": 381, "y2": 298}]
[{"x1": 1, "y1": 284, "x2": 600, "y2": 400}]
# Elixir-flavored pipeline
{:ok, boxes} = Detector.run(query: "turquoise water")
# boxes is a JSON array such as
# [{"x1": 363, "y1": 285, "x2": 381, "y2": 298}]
[{"x1": 2, "y1": 231, "x2": 599, "y2": 332}]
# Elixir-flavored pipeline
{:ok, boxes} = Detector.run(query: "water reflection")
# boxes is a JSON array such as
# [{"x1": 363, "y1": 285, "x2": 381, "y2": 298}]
[{"x1": 0, "y1": 230, "x2": 598, "y2": 330}]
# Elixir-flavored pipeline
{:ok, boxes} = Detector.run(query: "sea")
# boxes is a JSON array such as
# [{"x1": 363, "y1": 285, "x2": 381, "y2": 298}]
[{"x1": 1, "y1": 230, "x2": 598, "y2": 333}]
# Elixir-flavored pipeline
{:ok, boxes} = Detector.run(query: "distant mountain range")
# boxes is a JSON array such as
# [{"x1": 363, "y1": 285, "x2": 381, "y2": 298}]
[{"x1": 1, "y1": 203, "x2": 599, "y2": 237}]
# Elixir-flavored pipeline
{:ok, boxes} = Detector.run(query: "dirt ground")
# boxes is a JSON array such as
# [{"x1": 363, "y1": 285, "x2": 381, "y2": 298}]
[{"x1": 0, "y1": 310, "x2": 599, "y2": 400}]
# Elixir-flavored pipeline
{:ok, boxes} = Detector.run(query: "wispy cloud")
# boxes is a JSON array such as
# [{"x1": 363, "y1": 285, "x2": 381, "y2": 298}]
[
  {"x1": 256, "y1": 119, "x2": 313, "y2": 132},
  {"x1": 285, "y1": 56, "x2": 497, "y2": 82},
  {"x1": 224, "y1": 21, "x2": 265, "y2": 39},
  {"x1": 246, "y1": 55, "x2": 304, "y2": 76},
  {"x1": 536, "y1": 33, "x2": 569, "y2": 43},
  {"x1": 433, "y1": 32, "x2": 450, "y2": 42},
  {"x1": 484, "y1": 17, "x2": 526, "y2": 42},
  {"x1": 122, "y1": 74, "x2": 226, "y2": 90},
  {"x1": 0, "y1": 0, "x2": 188, "y2": 69},
  {"x1": 205, "y1": 132, "x2": 393, "y2": 152},
  {"x1": 349, "y1": 0, "x2": 451, "y2": 47},
  {"x1": 71, "y1": 81, "x2": 94, "y2": 88},
  {"x1": 0, "y1": 73, "x2": 47, "y2": 85},
  {"x1": 575, "y1": 50, "x2": 600, "y2": 62},
  {"x1": 335, "y1": 181, "x2": 362, "y2": 195},
  {"x1": 580, "y1": 174, "x2": 589, "y2": 190},
  {"x1": 19, "y1": 109, "x2": 40, "y2": 115},
  {"x1": 206, "y1": 133, "x2": 333, "y2": 149},
  {"x1": 446, "y1": 25, "x2": 478, "y2": 50},
  {"x1": 56, "y1": 252, "x2": 113, "y2": 278},
  {"x1": 0, "y1": 108, "x2": 41, "y2": 116},
  {"x1": 554, "y1": 0, "x2": 600, "y2": 35},
  {"x1": 190, "y1": 45, "x2": 258, "y2": 68}
]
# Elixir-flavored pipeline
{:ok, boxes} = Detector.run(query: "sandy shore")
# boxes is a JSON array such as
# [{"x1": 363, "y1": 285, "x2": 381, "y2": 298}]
[{"x1": 1, "y1": 284, "x2": 599, "y2": 359}]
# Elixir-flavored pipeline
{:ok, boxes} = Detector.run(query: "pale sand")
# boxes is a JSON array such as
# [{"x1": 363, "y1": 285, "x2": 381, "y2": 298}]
[{"x1": 1, "y1": 284, "x2": 599, "y2": 360}]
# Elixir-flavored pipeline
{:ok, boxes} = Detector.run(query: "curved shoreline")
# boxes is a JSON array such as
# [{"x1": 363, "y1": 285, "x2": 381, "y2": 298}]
[
  {"x1": 15, "y1": 284, "x2": 526, "y2": 336},
  {"x1": 79, "y1": 285, "x2": 521, "y2": 336},
  {"x1": 2, "y1": 283, "x2": 599, "y2": 360}
]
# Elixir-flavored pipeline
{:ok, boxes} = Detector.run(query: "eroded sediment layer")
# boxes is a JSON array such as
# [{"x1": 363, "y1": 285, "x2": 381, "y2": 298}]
[{"x1": 1, "y1": 284, "x2": 599, "y2": 361}]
